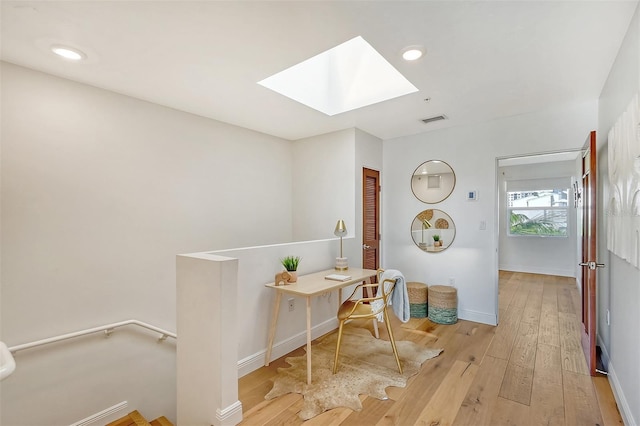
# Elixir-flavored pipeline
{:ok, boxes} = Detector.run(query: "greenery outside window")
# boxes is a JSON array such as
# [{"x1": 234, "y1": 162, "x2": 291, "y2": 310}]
[{"x1": 507, "y1": 188, "x2": 569, "y2": 237}]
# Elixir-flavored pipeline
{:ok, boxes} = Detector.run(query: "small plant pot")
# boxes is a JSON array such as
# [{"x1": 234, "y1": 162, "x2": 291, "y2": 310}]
[
  {"x1": 287, "y1": 271, "x2": 298, "y2": 283},
  {"x1": 434, "y1": 241, "x2": 442, "y2": 247}
]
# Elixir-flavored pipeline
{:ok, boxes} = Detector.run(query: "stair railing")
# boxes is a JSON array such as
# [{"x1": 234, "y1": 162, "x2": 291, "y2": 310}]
[{"x1": 7, "y1": 319, "x2": 176, "y2": 355}]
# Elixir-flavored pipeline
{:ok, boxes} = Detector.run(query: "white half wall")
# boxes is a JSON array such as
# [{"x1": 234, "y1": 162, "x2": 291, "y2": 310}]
[
  {"x1": 209, "y1": 237, "x2": 360, "y2": 376},
  {"x1": 176, "y1": 254, "x2": 241, "y2": 426}
]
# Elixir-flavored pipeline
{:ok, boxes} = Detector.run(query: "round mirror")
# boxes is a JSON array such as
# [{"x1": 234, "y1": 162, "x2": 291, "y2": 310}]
[
  {"x1": 411, "y1": 209, "x2": 456, "y2": 252},
  {"x1": 411, "y1": 160, "x2": 456, "y2": 203}
]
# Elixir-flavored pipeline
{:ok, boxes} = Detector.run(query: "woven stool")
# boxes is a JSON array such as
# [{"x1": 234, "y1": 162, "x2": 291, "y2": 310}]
[
  {"x1": 428, "y1": 285, "x2": 458, "y2": 324},
  {"x1": 407, "y1": 282, "x2": 428, "y2": 318}
]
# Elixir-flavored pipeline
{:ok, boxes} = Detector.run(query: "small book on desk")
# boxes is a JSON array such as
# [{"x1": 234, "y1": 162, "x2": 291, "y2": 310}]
[{"x1": 324, "y1": 273, "x2": 352, "y2": 281}]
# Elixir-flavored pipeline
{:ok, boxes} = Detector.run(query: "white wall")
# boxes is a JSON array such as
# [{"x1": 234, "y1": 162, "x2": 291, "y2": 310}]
[
  {"x1": 292, "y1": 129, "x2": 356, "y2": 242},
  {"x1": 0, "y1": 62, "x2": 293, "y2": 425},
  {"x1": 209, "y1": 128, "x2": 382, "y2": 377},
  {"x1": 498, "y1": 161, "x2": 578, "y2": 277},
  {"x1": 383, "y1": 100, "x2": 597, "y2": 326},
  {"x1": 597, "y1": 3, "x2": 640, "y2": 424}
]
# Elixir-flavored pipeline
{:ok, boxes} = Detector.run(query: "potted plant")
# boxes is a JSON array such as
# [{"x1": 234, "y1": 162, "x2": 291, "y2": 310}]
[
  {"x1": 432, "y1": 234, "x2": 442, "y2": 247},
  {"x1": 280, "y1": 256, "x2": 301, "y2": 282}
]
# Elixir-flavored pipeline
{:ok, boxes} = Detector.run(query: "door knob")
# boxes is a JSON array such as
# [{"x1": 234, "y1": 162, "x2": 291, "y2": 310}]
[
  {"x1": 362, "y1": 244, "x2": 371, "y2": 249},
  {"x1": 579, "y1": 261, "x2": 605, "y2": 270}
]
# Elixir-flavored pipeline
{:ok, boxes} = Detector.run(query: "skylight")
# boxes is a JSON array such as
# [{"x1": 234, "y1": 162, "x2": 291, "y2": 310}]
[{"x1": 258, "y1": 36, "x2": 419, "y2": 116}]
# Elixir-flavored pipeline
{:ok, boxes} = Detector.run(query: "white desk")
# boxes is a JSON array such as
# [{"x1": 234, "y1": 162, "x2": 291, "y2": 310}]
[{"x1": 264, "y1": 268, "x2": 378, "y2": 384}]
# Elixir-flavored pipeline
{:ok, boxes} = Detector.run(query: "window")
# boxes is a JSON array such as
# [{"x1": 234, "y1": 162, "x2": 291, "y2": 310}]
[{"x1": 507, "y1": 187, "x2": 569, "y2": 237}]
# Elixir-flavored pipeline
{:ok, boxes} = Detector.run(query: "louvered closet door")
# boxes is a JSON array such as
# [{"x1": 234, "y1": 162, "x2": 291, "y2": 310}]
[{"x1": 363, "y1": 168, "x2": 380, "y2": 271}]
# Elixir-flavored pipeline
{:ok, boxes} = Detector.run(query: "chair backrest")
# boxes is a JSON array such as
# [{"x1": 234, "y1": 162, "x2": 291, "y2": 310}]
[{"x1": 372, "y1": 269, "x2": 397, "y2": 313}]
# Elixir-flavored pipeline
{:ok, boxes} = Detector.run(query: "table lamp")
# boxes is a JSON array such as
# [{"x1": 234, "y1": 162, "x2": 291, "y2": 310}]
[
  {"x1": 420, "y1": 218, "x2": 432, "y2": 250},
  {"x1": 334, "y1": 219, "x2": 348, "y2": 271}
]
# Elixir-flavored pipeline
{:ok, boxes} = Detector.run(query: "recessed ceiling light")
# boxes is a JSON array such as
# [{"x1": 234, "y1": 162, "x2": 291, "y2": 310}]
[
  {"x1": 402, "y1": 46, "x2": 425, "y2": 61},
  {"x1": 51, "y1": 45, "x2": 86, "y2": 61},
  {"x1": 258, "y1": 36, "x2": 418, "y2": 116}
]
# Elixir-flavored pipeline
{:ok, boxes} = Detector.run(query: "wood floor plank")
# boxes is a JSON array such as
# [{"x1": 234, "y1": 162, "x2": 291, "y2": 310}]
[
  {"x1": 538, "y1": 285, "x2": 560, "y2": 347},
  {"x1": 509, "y1": 321, "x2": 538, "y2": 369},
  {"x1": 498, "y1": 363, "x2": 534, "y2": 405},
  {"x1": 414, "y1": 360, "x2": 478, "y2": 426},
  {"x1": 530, "y1": 343, "x2": 565, "y2": 425},
  {"x1": 452, "y1": 355, "x2": 508, "y2": 426},
  {"x1": 563, "y1": 370, "x2": 605, "y2": 426},
  {"x1": 373, "y1": 323, "x2": 466, "y2": 426},
  {"x1": 498, "y1": 281, "x2": 517, "y2": 312},
  {"x1": 454, "y1": 321, "x2": 496, "y2": 365},
  {"x1": 558, "y1": 312, "x2": 589, "y2": 374},
  {"x1": 557, "y1": 285, "x2": 575, "y2": 314},
  {"x1": 521, "y1": 280, "x2": 543, "y2": 326},
  {"x1": 485, "y1": 303, "x2": 522, "y2": 360},
  {"x1": 509, "y1": 280, "x2": 531, "y2": 308},
  {"x1": 338, "y1": 396, "x2": 394, "y2": 426},
  {"x1": 592, "y1": 375, "x2": 624, "y2": 426},
  {"x1": 241, "y1": 393, "x2": 301, "y2": 425},
  {"x1": 489, "y1": 396, "x2": 531, "y2": 425}
]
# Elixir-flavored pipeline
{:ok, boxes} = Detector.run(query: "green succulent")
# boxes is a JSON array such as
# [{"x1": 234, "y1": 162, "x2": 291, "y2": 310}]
[{"x1": 280, "y1": 256, "x2": 301, "y2": 271}]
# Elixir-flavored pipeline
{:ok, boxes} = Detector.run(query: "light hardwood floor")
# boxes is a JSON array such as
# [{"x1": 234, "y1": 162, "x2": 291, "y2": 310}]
[{"x1": 238, "y1": 271, "x2": 623, "y2": 425}]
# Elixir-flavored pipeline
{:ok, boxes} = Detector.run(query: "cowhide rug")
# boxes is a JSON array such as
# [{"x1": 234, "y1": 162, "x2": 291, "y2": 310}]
[{"x1": 265, "y1": 325, "x2": 443, "y2": 420}]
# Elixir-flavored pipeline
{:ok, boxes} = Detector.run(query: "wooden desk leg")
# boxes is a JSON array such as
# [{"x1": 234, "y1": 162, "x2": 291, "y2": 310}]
[
  {"x1": 306, "y1": 296, "x2": 312, "y2": 385},
  {"x1": 265, "y1": 291, "x2": 282, "y2": 366}
]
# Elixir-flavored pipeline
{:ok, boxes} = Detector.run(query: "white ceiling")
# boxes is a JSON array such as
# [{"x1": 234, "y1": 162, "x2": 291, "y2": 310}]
[{"x1": 1, "y1": 1, "x2": 637, "y2": 141}]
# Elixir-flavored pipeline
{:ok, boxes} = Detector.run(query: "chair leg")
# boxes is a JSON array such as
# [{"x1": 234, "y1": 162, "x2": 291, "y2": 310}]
[
  {"x1": 332, "y1": 320, "x2": 346, "y2": 374},
  {"x1": 372, "y1": 318, "x2": 380, "y2": 339},
  {"x1": 383, "y1": 308, "x2": 403, "y2": 374}
]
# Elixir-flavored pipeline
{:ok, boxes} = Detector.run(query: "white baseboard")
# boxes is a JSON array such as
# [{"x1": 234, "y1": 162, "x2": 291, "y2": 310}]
[
  {"x1": 70, "y1": 401, "x2": 128, "y2": 426},
  {"x1": 215, "y1": 400, "x2": 243, "y2": 426},
  {"x1": 237, "y1": 318, "x2": 338, "y2": 377},
  {"x1": 458, "y1": 309, "x2": 497, "y2": 326},
  {"x1": 499, "y1": 264, "x2": 575, "y2": 278},
  {"x1": 608, "y1": 362, "x2": 637, "y2": 426}
]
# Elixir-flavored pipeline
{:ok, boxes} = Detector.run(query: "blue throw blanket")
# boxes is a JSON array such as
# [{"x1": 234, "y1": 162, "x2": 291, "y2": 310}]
[{"x1": 375, "y1": 269, "x2": 409, "y2": 323}]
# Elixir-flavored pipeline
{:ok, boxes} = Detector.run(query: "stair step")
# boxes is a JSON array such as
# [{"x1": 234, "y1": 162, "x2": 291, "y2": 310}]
[
  {"x1": 106, "y1": 410, "x2": 172, "y2": 426},
  {"x1": 149, "y1": 416, "x2": 173, "y2": 426}
]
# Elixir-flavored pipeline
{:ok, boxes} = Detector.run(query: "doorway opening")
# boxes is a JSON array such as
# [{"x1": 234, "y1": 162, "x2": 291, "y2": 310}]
[{"x1": 495, "y1": 149, "x2": 583, "y2": 324}]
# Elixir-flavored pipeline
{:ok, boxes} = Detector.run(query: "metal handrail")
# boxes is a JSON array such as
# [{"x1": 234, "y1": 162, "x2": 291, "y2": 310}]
[{"x1": 8, "y1": 319, "x2": 177, "y2": 354}]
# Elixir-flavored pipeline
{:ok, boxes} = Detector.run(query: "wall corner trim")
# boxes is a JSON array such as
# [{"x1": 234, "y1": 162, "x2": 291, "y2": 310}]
[{"x1": 215, "y1": 400, "x2": 243, "y2": 426}]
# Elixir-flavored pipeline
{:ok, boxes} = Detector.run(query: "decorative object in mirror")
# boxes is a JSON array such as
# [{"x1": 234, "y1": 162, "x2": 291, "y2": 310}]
[
  {"x1": 411, "y1": 160, "x2": 456, "y2": 203},
  {"x1": 334, "y1": 220, "x2": 348, "y2": 270},
  {"x1": 411, "y1": 209, "x2": 456, "y2": 252}
]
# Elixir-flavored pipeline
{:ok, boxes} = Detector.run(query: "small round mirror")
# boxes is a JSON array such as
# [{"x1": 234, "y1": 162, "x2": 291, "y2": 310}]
[
  {"x1": 411, "y1": 209, "x2": 456, "y2": 252},
  {"x1": 411, "y1": 160, "x2": 455, "y2": 203}
]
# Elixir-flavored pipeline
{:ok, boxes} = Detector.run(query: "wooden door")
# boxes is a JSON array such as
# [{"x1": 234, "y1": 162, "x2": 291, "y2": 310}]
[
  {"x1": 580, "y1": 130, "x2": 602, "y2": 376},
  {"x1": 363, "y1": 168, "x2": 380, "y2": 271}
]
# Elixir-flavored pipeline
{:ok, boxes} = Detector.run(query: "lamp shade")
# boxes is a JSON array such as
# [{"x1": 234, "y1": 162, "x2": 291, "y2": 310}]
[
  {"x1": 422, "y1": 219, "x2": 433, "y2": 229},
  {"x1": 334, "y1": 220, "x2": 348, "y2": 237}
]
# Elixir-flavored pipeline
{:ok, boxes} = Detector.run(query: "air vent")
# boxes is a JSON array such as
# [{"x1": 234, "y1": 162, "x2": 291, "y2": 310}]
[{"x1": 422, "y1": 115, "x2": 447, "y2": 124}]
